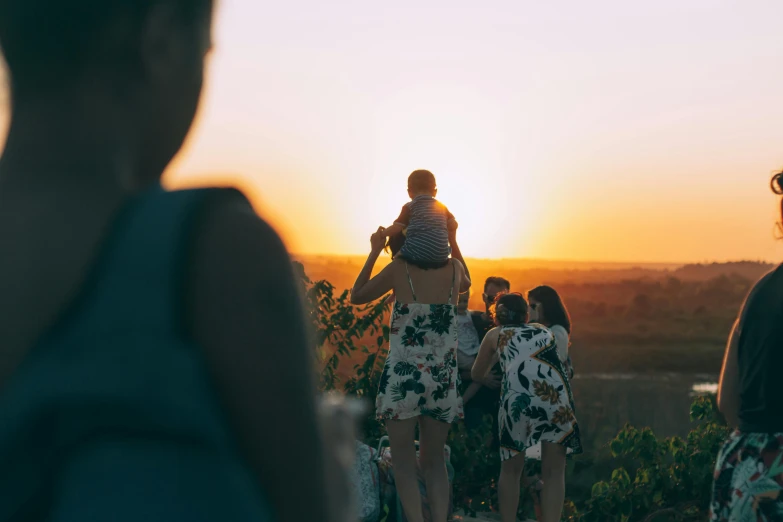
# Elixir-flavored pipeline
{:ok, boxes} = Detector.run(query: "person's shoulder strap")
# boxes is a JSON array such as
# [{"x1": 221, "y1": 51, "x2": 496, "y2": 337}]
[
  {"x1": 405, "y1": 262, "x2": 417, "y2": 302},
  {"x1": 448, "y1": 260, "x2": 456, "y2": 304}
]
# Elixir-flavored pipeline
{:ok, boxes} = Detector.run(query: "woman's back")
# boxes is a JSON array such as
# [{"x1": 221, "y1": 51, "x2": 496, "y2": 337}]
[
  {"x1": 375, "y1": 259, "x2": 464, "y2": 424},
  {"x1": 490, "y1": 324, "x2": 582, "y2": 459},
  {"x1": 496, "y1": 324, "x2": 556, "y2": 374},
  {"x1": 389, "y1": 258, "x2": 462, "y2": 304},
  {"x1": 0, "y1": 186, "x2": 272, "y2": 521},
  {"x1": 0, "y1": 1, "x2": 328, "y2": 519},
  {"x1": 0, "y1": 180, "x2": 128, "y2": 388}
]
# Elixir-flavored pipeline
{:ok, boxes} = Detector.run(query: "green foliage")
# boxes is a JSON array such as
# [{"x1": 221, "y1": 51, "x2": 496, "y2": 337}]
[
  {"x1": 568, "y1": 395, "x2": 730, "y2": 522},
  {"x1": 295, "y1": 261, "x2": 389, "y2": 389},
  {"x1": 295, "y1": 261, "x2": 391, "y2": 442}
]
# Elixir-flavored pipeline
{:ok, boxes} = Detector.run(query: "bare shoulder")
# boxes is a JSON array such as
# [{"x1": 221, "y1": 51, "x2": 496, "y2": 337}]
[
  {"x1": 451, "y1": 257, "x2": 467, "y2": 275},
  {"x1": 484, "y1": 326, "x2": 501, "y2": 343},
  {"x1": 389, "y1": 256, "x2": 406, "y2": 268},
  {"x1": 549, "y1": 324, "x2": 568, "y2": 337}
]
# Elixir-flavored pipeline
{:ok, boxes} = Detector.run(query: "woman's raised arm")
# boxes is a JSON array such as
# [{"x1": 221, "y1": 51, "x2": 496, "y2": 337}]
[{"x1": 350, "y1": 227, "x2": 395, "y2": 305}]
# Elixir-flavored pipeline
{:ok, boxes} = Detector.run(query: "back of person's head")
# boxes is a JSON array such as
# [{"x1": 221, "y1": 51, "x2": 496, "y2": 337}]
[
  {"x1": 493, "y1": 293, "x2": 528, "y2": 326},
  {"x1": 528, "y1": 285, "x2": 572, "y2": 334},
  {"x1": 0, "y1": 0, "x2": 213, "y2": 100},
  {"x1": 484, "y1": 277, "x2": 511, "y2": 293},
  {"x1": 0, "y1": 0, "x2": 213, "y2": 181},
  {"x1": 407, "y1": 170, "x2": 437, "y2": 196},
  {"x1": 772, "y1": 170, "x2": 783, "y2": 231}
]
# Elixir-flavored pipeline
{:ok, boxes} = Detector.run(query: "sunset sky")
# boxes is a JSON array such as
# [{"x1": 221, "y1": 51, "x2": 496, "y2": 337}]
[{"x1": 4, "y1": 1, "x2": 783, "y2": 263}]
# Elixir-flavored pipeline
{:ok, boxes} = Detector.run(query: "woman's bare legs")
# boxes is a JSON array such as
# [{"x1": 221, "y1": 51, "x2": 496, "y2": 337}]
[
  {"x1": 386, "y1": 418, "x2": 423, "y2": 522},
  {"x1": 541, "y1": 442, "x2": 567, "y2": 522},
  {"x1": 418, "y1": 416, "x2": 452, "y2": 522},
  {"x1": 498, "y1": 452, "x2": 526, "y2": 522}
]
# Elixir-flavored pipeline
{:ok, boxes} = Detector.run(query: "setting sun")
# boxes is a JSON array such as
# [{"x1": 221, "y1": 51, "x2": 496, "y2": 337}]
[
  {"x1": 4, "y1": 1, "x2": 780, "y2": 263},
  {"x1": 160, "y1": 0, "x2": 783, "y2": 263}
]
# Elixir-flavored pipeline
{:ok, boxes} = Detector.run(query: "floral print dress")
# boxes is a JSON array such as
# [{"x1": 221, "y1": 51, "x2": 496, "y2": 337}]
[
  {"x1": 376, "y1": 263, "x2": 463, "y2": 424},
  {"x1": 710, "y1": 431, "x2": 783, "y2": 521},
  {"x1": 496, "y1": 324, "x2": 582, "y2": 461}
]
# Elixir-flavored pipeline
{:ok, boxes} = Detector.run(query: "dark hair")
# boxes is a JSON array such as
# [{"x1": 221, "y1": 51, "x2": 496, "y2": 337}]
[
  {"x1": 484, "y1": 276, "x2": 511, "y2": 293},
  {"x1": 0, "y1": 0, "x2": 213, "y2": 98},
  {"x1": 772, "y1": 170, "x2": 783, "y2": 234},
  {"x1": 385, "y1": 232, "x2": 406, "y2": 258},
  {"x1": 407, "y1": 170, "x2": 437, "y2": 195},
  {"x1": 528, "y1": 285, "x2": 572, "y2": 334},
  {"x1": 493, "y1": 293, "x2": 528, "y2": 326}
]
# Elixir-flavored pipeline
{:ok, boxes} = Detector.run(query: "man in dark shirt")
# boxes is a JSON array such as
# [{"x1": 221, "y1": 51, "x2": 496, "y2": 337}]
[{"x1": 463, "y1": 277, "x2": 510, "y2": 438}]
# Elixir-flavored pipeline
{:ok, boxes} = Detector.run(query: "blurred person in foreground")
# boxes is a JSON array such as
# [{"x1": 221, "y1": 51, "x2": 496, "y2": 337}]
[
  {"x1": 0, "y1": 1, "x2": 326, "y2": 521},
  {"x1": 713, "y1": 170, "x2": 783, "y2": 521}
]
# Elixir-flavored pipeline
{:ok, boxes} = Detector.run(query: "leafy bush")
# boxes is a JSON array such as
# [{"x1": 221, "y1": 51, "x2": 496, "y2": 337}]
[
  {"x1": 568, "y1": 396, "x2": 729, "y2": 522},
  {"x1": 294, "y1": 261, "x2": 390, "y2": 442}
]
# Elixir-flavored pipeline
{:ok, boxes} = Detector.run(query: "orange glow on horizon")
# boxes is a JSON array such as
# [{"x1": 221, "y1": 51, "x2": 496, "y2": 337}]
[{"x1": 3, "y1": 2, "x2": 783, "y2": 264}]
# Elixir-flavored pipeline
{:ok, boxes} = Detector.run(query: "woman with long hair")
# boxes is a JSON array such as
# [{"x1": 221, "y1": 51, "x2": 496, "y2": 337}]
[
  {"x1": 352, "y1": 227, "x2": 470, "y2": 522},
  {"x1": 712, "y1": 170, "x2": 783, "y2": 520},
  {"x1": 528, "y1": 285, "x2": 574, "y2": 377}
]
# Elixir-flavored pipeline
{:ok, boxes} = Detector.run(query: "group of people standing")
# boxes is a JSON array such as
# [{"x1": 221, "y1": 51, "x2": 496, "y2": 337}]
[
  {"x1": 351, "y1": 169, "x2": 582, "y2": 522},
  {"x1": 0, "y1": 1, "x2": 782, "y2": 522}
]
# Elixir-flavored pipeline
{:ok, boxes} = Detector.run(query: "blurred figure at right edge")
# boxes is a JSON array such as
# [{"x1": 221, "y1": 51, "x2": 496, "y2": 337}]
[{"x1": 713, "y1": 170, "x2": 783, "y2": 521}]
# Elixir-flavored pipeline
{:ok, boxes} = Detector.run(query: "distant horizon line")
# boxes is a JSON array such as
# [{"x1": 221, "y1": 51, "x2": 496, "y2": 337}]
[{"x1": 290, "y1": 252, "x2": 778, "y2": 269}]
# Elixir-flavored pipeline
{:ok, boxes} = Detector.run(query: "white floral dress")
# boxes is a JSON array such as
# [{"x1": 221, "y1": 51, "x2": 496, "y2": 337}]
[
  {"x1": 497, "y1": 324, "x2": 582, "y2": 461},
  {"x1": 375, "y1": 263, "x2": 463, "y2": 424}
]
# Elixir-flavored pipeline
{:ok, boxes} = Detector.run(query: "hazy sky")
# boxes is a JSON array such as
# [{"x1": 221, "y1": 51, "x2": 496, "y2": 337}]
[{"x1": 4, "y1": 1, "x2": 783, "y2": 262}]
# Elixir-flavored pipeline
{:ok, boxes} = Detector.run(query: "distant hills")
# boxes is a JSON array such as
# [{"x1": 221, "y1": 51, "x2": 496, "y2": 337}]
[
  {"x1": 293, "y1": 254, "x2": 775, "y2": 290},
  {"x1": 672, "y1": 261, "x2": 774, "y2": 281}
]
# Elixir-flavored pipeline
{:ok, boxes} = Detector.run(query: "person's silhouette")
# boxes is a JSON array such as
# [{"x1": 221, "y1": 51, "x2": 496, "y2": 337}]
[{"x1": 0, "y1": 2, "x2": 326, "y2": 521}]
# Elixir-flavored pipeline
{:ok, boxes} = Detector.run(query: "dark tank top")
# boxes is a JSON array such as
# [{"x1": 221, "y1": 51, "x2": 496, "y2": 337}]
[
  {"x1": 0, "y1": 184, "x2": 272, "y2": 522},
  {"x1": 738, "y1": 265, "x2": 783, "y2": 433}
]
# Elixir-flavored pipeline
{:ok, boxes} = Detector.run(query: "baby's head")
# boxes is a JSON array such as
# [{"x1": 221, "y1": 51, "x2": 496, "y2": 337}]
[{"x1": 407, "y1": 170, "x2": 437, "y2": 198}]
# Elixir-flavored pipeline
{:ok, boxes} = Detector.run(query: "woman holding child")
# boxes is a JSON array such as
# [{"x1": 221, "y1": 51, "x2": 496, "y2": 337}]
[
  {"x1": 351, "y1": 170, "x2": 470, "y2": 522},
  {"x1": 472, "y1": 292, "x2": 582, "y2": 522}
]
